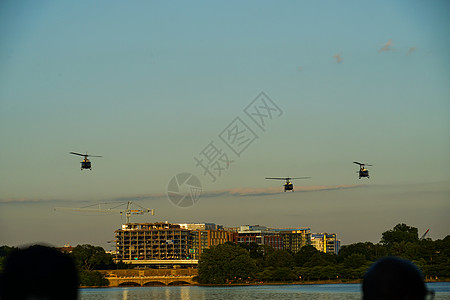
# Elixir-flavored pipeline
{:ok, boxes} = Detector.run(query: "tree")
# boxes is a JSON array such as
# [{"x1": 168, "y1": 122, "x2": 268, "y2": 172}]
[
  {"x1": 78, "y1": 270, "x2": 109, "y2": 287},
  {"x1": 70, "y1": 244, "x2": 114, "y2": 271},
  {"x1": 198, "y1": 243, "x2": 256, "y2": 284},
  {"x1": 265, "y1": 250, "x2": 295, "y2": 268},
  {"x1": 238, "y1": 242, "x2": 264, "y2": 260},
  {"x1": 0, "y1": 246, "x2": 17, "y2": 272},
  {"x1": 381, "y1": 224, "x2": 419, "y2": 246},
  {"x1": 303, "y1": 253, "x2": 332, "y2": 268},
  {"x1": 338, "y1": 242, "x2": 382, "y2": 262},
  {"x1": 343, "y1": 253, "x2": 367, "y2": 269},
  {"x1": 294, "y1": 245, "x2": 319, "y2": 267}
]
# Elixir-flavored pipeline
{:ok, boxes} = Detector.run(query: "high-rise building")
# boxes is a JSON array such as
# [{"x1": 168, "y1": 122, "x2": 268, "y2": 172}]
[
  {"x1": 271, "y1": 228, "x2": 311, "y2": 253},
  {"x1": 115, "y1": 222, "x2": 191, "y2": 263},
  {"x1": 115, "y1": 222, "x2": 233, "y2": 266},
  {"x1": 189, "y1": 229, "x2": 233, "y2": 259},
  {"x1": 236, "y1": 225, "x2": 283, "y2": 250},
  {"x1": 311, "y1": 233, "x2": 340, "y2": 254}
]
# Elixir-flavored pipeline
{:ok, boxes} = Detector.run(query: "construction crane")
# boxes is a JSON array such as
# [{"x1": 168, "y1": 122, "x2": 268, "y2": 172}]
[
  {"x1": 54, "y1": 201, "x2": 155, "y2": 224},
  {"x1": 420, "y1": 229, "x2": 430, "y2": 240}
]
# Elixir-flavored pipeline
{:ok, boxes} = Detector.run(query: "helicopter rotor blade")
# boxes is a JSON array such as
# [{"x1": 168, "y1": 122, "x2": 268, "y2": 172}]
[
  {"x1": 354, "y1": 162, "x2": 372, "y2": 166},
  {"x1": 265, "y1": 177, "x2": 289, "y2": 180},
  {"x1": 70, "y1": 152, "x2": 86, "y2": 157},
  {"x1": 70, "y1": 152, "x2": 102, "y2": 158},
  {"x1": 290, "y1": 177, "x2": 311, "y2": 180}
]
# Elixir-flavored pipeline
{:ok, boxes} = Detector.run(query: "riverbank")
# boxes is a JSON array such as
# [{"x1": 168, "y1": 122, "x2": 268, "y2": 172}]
[
  {"x1": 199, "y1": 278, "x2": 449, "y2": 286},
  {"x1": 81, "y1": 277, "x2": 449, "y2": 288}
]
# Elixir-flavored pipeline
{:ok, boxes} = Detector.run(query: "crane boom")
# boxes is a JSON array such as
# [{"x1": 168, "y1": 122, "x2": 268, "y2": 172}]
[
  {"x1": 420, "y1": 229, "x2": 430, "y2": 240},
  {"x1": 54, "y1": 201, "x2": 155, "y2": 223}
]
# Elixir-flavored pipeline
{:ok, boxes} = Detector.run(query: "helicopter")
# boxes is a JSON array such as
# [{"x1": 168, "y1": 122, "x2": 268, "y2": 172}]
[
  {"x1": 265, "y1": 177, "x2": 311, "y2": 192},
  {"x1": 70, "y1": 152, "x2": 102, "y2": 170},
  {"x1": 354, "y1": 161, "x2": 372, "y2": 179}
]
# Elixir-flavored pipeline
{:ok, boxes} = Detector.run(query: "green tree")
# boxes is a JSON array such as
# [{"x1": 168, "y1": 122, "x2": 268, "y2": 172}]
[
  {"x1": 265, "y1": 250, "x2": 295, "y2": 268},
  {"x1": 198, "y1": 243, "x2": 256, "y2": 284},
  {"x1": 343, "y1": 253, "x2": 367, "y2": 269},
  {"x1": 238, "y1": 242, "x2": 264, "y2": 259},
  {"x1": 294, "y1": 245, "x2": 319, "y2": 267},
  {"x1": 319, "y1": 265, "x2": 338, "y2": 280},
  {"x1": 0, "y1": 246, "x2": 17, "y2": 272},
  {"x1": 70, "y1": 244, "x2": 114, "y2": 271},
  {"x1": 78, "y1": 270, "x2": 109, "y2": 287},
  {"x1": 381, "y1": 224, "x2": 419, "y2": 246},
  {"x1": 303, "y1": 253, "x2": 332, "y2": 268},
  {"x1": 272, "y1": 266, "x2": 296, "y2": 281},
  {"x1": 257, "y1": 268, "x2": 274, "y2": 281},
  {"x1": 338, "y1": 242, "x2": 387, "y2": 263}
]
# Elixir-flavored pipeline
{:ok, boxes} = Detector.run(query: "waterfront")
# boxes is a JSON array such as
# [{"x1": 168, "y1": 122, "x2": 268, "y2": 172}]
[{"x1": 79, "y1": 282, "x2": 450, "y2": 300}]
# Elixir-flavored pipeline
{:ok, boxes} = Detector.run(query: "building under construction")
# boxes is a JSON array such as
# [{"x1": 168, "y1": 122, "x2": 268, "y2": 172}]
[
  {"x1": 114, "y1": 222, "x2": 233, "y2": 267},
  {"x1": 115, "y1": 222, "x2": 191, "y2": 266},
  {"x1": 115, "y1": 222, "x2": 337, "y2": 267}
]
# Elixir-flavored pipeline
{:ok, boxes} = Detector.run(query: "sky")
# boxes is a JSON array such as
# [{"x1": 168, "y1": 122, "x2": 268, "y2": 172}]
[{"x1": 1, "y1": 0, "x2": 449, "y2": 249}]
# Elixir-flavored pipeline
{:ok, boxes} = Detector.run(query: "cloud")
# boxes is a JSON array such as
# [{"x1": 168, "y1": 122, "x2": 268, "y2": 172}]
[
  {"x1": 333, "y1": 53, "x2": 343, "y2": 63},
  {"x1": 200, "y1": 184, "x2": 366, "y2": 198},
  {"x1": 109, "y1": 193, "x2": 166, "y2": 202},
  {"x1": 378, "y1": 39, "x2": 394, "y2": 53},
  {"x1": 0, "y1": 184, "x2": 367, "y2": 204},
  {"x1": 0, "y1": 197, "x2": 60, "y2": 204}
]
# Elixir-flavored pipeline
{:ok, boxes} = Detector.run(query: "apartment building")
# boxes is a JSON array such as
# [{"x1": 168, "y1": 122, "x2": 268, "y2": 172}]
[
  {"x1": 189, "y1": 229, "x2": 234, "y2": 259},
  {"x1": 271, "y1": 228, "x2": 311, "y2": 253},
  {"x1": 235, "y1": 225, "x2": 283, "y2": 250},
  {"x1": 311, "y1": 233, "x2": 340, "y2": 254}
]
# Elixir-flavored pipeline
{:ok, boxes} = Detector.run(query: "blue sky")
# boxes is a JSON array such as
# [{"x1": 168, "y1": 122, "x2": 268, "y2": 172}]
[{"x1": 1, "y1": 0, "x2": 449, "y2": 248}]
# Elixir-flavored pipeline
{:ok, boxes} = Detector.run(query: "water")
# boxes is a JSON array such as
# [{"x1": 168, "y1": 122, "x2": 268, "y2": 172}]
[{"x1": 79, "y1": 282, "x2": 450, "y2": 300}]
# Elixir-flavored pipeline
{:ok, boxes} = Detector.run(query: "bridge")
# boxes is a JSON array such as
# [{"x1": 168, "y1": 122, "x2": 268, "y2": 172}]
[
  {"x1": 106, "y1": 275, "x2": 196, "y2": 287},
  {"x1": 100, "y1": 270, "x2": 197, "y2": 287}
]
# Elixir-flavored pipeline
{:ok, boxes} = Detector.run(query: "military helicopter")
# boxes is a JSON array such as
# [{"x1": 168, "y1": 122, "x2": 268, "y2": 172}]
[
  {"x1": 70, "y1": 152, "x2": 102, "y2": 170},
  {"x1": 354, "y1": 161, "x2": 372, "y2": 179},
  {"x1": 265, "y1": 177, "x2": 311, "y2": 192}
]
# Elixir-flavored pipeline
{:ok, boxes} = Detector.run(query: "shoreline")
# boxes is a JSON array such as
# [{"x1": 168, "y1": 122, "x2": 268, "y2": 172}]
[{"x1": 81, "y1": 278, "x2": 449, "y2": 288}]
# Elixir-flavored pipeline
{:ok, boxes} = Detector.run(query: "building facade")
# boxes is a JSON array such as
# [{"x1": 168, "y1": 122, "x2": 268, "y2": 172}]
[
  {"x1": 311, "y1": 233, "x2": 340, "y2": 254},
  {"x1": 271, "y1": 228, "x2": 311, "y2": 253},
  {"x1": 115, "y1": 222, "x2": 191, "y2": 263},
  {"x1": 236, "y1": 225, "x2": 283, "y2": 250},
  {"x1": 115, "y1": 222, "x2": 233, "y2": 265},
  {"x1": 114, "y1": 222, "x2": 338, "y2": 267},
  {"x1": 189, "y1": 229, "x2": 234, "y2": 259}
]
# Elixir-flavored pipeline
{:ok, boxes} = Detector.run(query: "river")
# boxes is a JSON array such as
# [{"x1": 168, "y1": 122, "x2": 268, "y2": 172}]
[{"x1": 79, "y1": 282, "x2": 450, "y2": 300}]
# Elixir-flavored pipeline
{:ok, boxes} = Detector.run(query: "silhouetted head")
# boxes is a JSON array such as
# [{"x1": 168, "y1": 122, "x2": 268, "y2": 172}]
[
  {"x1": 363, "y1": 256, "x2": 427, "y2": 300},
  {"x1": 0, "y1": 245, "x2": 78, "y2": 300}
]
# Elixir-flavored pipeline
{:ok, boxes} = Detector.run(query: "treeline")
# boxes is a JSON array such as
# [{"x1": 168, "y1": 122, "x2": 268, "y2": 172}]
[
  {"x1": 197, "y1": 224, "x2": 450, "y2": 284},
  {"x1": 1, "y1": 224, "x2": 449, "y2": 286},
  {"x1": 0, "y1": 244, "x2": 122, "y2": 287}
]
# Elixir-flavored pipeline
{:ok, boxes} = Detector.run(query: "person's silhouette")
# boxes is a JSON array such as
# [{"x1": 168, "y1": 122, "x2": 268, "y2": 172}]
[
  {"x1": 0, "y1": 244, "x2": 78, "y2": 300},
  {"x1": 363, "y1": 256, "x2": 431, "y2": 300}
]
